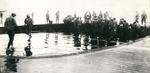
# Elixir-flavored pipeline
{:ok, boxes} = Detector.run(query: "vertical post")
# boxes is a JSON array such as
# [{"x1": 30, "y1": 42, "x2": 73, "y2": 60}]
[{"x1": 0, "y1": 12, "x2": 3, "y2": 24}]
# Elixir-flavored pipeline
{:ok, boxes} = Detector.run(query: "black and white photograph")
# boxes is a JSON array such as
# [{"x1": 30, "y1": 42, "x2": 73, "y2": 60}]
[{"x1": 0, "y1": 0, "x2": 150, "y2": 73}]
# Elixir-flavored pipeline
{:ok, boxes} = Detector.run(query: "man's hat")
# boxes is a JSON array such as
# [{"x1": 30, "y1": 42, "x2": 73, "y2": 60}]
[
  {"x1": 11, "y1": 13, "x2": 16, "y2": 17},
  {"x1": 27, "y1": 14, "x2": 30, "y2": 17}
]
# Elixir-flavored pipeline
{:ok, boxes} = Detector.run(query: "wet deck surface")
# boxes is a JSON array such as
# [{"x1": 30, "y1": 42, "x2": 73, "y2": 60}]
[
  {"x1": 0, "y1": 36, "x2": 150, "y2": 73},
  {"x1": 0, "y1": 33, "x2": 90, "y2": 57},
  {"x1": 0, "y1": 32, "x2": 119, "y2": 57}
]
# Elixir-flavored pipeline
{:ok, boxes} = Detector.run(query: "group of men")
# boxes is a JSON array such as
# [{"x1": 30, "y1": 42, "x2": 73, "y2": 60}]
[
  {"x1": 4, "y1": 13, "x2": 33, "y2": 55},
  {"x1": 86, "y1": 11, "x2": 148, "y2": 25},
  {"x1": 84, "y1": 11, "x2": 110, "y2": 23},
  {"x1": 4, "y1": 10, "x2": 59, "y2": 55},
  {"x1": 46, "y1": 10, "x2": 147, "y2": 25},
  {"x1": 135, "y1": 11, "x2": 147, "y2": 25},
  {"x1": 46, "y1": 10, "x2": 60, "y2": 24}
]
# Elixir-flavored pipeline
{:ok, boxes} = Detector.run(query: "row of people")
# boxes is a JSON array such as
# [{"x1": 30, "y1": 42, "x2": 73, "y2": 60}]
[
  {"x1": 135, "y1": 11, "x2": 147, "y2": 25},
  {"x1": 2, "y1": 10, "x2": 147, "y2": 25},
  {"x1": 71, "y1": 16, "x2": 147, "y2": 42},
  {"x1": 46, "y1": 10, "x2": 60, "y2": 24},
  {"x1": 63, "y1": 11, "x2": 147, "y2": 25},
  {"x1": 63, "y1": 11, "x2": 109, "y2": 24}
]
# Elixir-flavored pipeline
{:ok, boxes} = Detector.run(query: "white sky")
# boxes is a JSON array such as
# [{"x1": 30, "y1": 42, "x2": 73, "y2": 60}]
[{"x1": 0, "y1": 0, "x2": 150, "y2": 25}]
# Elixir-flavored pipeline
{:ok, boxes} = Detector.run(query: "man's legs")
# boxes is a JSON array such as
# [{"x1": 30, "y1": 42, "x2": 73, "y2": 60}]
[
  {"x1": 7, "y1": 30, "x2": 15, "y2": 49},
  {"x1": 46, "y1": 18, "x2": 48, "y2": 24},
  {"x1": 144, "y1": 19, "x2": 146, "y2": 27},
  {"x1": 141, "y1": 18, "x2": 144, "y2": 25},
  {"x1": 142, "y1": 18, "x2": 147, "y2": 26},
  {"x1": 144, "y1": 18, "x2": 146, "y2": 24},
  {"x1": 56, "y1": 17, "x2": 59, "y2": 24},
  {"x1": 57, "y1": 17, "x2": 59, "y2": 24},
  {"x1": 7, "y1": 31, "x2": 11, "y2": 49},
  {"x1": 135, "y1": 18, "x2": 138, "y2": 23},
  {"x1": 27, "y1": 26, "x2": 32, "y2": 38},
  {"x1": 56, "y1": 18, "x2": 57, "y2": 24},
  {"x1": 46, "y1": 18, "x2": 49, "y2": 24}
]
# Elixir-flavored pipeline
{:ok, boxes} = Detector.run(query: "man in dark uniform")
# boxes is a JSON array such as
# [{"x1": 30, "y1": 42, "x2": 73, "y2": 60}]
[
  {"x1": 135, "y1": 11, "x2": 139, "y2": 23},
  {"x1": 123, "y1": 20, "x2": 130, "y2": 42},
  {"x1": 24, "y1": 14, "x2": 33, "y2": 38},
  {"x1": 99, "y1": 11, "x2": 103, "y2": 20},
  {"x1": 141, "y1": 11, "x2": 147, "y2": 26},
  {"x1": 46, "y1": 11, "x2": 50, "y2": 24},
  {"x1": 56, "y1": 10, "x2": 60, "y2": 24},
  {"x1": 112, "y1": 18, "x2": 117, "y2": 38},
  {"x1": 104, "y1": 11, "x2": 109, "y2": 20},
  {"x1": 4, "y1": 13, "x2": 18, "y2": 53}
]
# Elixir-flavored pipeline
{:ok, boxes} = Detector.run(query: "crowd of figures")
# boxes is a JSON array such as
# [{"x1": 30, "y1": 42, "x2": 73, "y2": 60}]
[
  {"x1": 63, "y1": 11, "x2": 149, "y2": 42},
  {"x1": 63, "y1": 11, "x2": 147, "y2": 25}
]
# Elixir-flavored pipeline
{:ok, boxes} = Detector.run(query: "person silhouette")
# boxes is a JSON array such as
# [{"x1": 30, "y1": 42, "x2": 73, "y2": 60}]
[
  {"x1": 24, "y1": 14, "x2": 33, "y2": 38},
  {"x1": 4, "y1": 13, "x2": 20, "y2": 55},
  {"x1": 56, "y1": 10, "x2": 60, "y2": 24},
  {"x1": 141, "y1": 11, "x2": 147, "y2": 26},
  {"x1": 46, "y1": 11, "x2": 50, "y2": 24}
]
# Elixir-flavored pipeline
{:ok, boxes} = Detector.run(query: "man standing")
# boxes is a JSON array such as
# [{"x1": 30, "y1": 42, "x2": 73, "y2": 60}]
[
  {"x1": 24, "y1": 14, "x2": 33, "y2": 38},
  {"x1": 84, "y1": 11, "x2": 91, "y2": 23},
  {"x1": 4, "y1": 13, "x2": 18, "y2": 52},
  {"x1": 141, "y1": 11, "x2": 147, "y2": 25},
  {"x1": 78, "y1": 17, "x2": 82, "y2": 27},
  {"x1": 135, "y1": 11, "x2": 139, "y2": 23},
  {"x1": 92, "y1": 11, "x2": 96, "y2": 17},
  {"x1": 46, "y1": 11, "x2": 50, "y2": 24},
  {"x1": 73, "y1": 13, "x2": 78, "y2": 28},
  {"x1": 56, "y1": 10, "x2": 60, "y2": 24},
  {"x1": 99, "y1": 11, "x2": 103, "y2": 20},
  {"x1": 104, "y1": 11, "x2": 109, "y2": 20},
  {"x1": 112, "y1": 18, "x2": 117, "y2": 37}
]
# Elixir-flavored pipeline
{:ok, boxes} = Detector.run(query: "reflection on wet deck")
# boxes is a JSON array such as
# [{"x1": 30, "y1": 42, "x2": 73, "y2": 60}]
[{"x1": 0, "y1": 32, "x2": 119, "y2": 57}]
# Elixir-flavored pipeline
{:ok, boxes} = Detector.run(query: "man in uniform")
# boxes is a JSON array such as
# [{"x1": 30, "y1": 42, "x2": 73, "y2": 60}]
[
  {"x1": 24, "y1": 14, "x2": 33, "y2": 38},
  {"x1": 104, "y1": 11, "x2": 109, "y2": 20},
  {"x1": 135, "y1": 11, "x2": 139, "y2": 23},
  {"x1": 112, "y1": 18, "x2": 117, "y2": 38},
  {"x1": 99, "y1": 11, "x2": 103, "y2": 20},
  {"x1": 141, "y1": 11, "x2": 147, "y2": 26},
  {"x1": 56, "y1": 10, "x2": 60, "y2": 24},
  {"x1": 46, "y1": 11, "x2": 50, "y2": 24},
  {"x1": 84, "y1": 11, "x2": 91, "y2": 23},
  {"x1": 4, "y1": 13, "x2": 19, "y2": 53}
]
